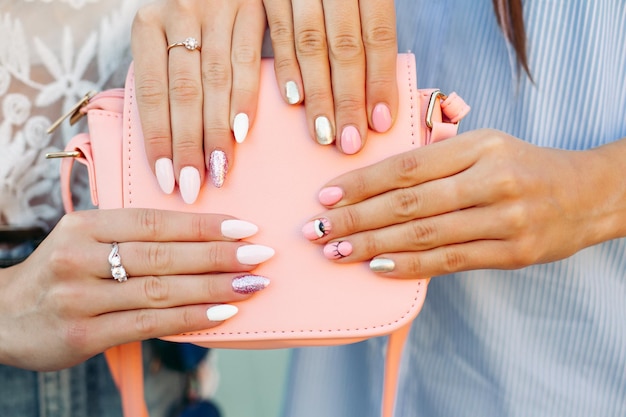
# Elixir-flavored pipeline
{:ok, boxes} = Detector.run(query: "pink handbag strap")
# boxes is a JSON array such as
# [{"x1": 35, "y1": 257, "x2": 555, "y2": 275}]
[{"x1": 58, "y1": 89, "x2": 468, "y2": 417}]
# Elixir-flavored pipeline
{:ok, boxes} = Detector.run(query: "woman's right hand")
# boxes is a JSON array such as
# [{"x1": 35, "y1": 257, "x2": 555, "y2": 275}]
[{"x1": 0, "y1": 209, "x2": 273, "y2": 372}]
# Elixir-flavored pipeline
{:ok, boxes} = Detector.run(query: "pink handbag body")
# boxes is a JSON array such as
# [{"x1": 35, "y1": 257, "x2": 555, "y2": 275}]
[{"x1": 56, "y1": 54, "x2": 468, "y2": 417}]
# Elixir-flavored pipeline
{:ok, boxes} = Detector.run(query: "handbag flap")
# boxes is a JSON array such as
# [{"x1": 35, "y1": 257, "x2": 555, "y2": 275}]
[{"x1": 106, "y1": 54, "x2": 430, "y2": 348}]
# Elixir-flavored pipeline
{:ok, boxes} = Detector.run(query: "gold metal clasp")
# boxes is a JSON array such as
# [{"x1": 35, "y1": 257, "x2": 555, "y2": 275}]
[
  {"x1": 45, "y1": 150, "x2": 84, "y2": 159},
  {"x1": 46, "y1": 90, "x2": 97, "y2": 134},
  {"x1": 425, "y1": 90, "x2": 448, "y2": 130}
]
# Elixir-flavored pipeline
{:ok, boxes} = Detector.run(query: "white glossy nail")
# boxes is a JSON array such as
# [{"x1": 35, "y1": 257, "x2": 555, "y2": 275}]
[
  {"x1": 369, "y1": 258, "x2": 396, "y2": 273},
  {"x1": 221, "y1": 219, "x2": 259, "y2": 239},
  {"x1": 155, "y1": 158, "x2": 175, "y2": 194},
  {"x1": 233, "y1": 113, "x2": 249, "y2": 144},
  {"x1": 206, "y1": 304, "x2": 238, "y2": 321},
  {"x1": 236, "y1": 244, "x2": 275, "y2": 265},
  {"x1": 179, "y1": 166, "x2": 201, "y2": 204},
  {"x1": 285, "y1": 81, "x2": 300, "y2": 104},
  {"x1": 315, "y1": 116, "x2": 334, "y2": 145}
]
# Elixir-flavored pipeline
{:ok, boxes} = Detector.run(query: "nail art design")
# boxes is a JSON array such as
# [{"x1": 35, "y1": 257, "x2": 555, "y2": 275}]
[
  {"x1": 315, "y1": 116, "x2": 334, "y2": 145},
  {"x1": 232, "y1": 274, "x2": 271, "y2": 294},
  {"x1": 210, "y1": 149, "x2": 228, "y2": 188},
  {"x1": 302, "y1": 218, "x2": 331, "y2": 241},
  {"x1": 369, "y1": 258, "x2": 396, "y2": 273},
  {"x1": 323, "y1": 241, "x2": 353, "y2": 260},
  {"x1": 285, "y1": 81, "x2": 300, "y2": 104},
  {"x1": 206, "y1": 304, "x2": 238, "y2": 321}
]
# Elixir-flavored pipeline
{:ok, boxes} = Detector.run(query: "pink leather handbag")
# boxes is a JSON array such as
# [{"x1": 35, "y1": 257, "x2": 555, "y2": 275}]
[{"x1": 54, "y1": 54, "x2": 469, "y2": 417}]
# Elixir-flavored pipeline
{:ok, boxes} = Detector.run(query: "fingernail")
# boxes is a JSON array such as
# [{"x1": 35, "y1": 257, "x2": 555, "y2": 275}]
[
  {"x1": 206, "y1": 304, "x2": 238, "y2": 321},
  {"x1": 233, "y1": 113, "x2": 249, "y2": 144},
  {"x1": 232, "y1": 274, "x2": 271, "y2": 294},
  {"x1": 340, "y1": 125, "x2": 362, "y2": 155},
  {"x1": 318, "y1": 186, "x2": 343, "y2": 206},
  {"x1": 370, "y1": 258, "x2": 396, "y2": 273},
  {"x1": 285, "y1": 81, "x2": 300, "y2": 104},
  {"x1": 236, "y1": 244, "x2": 275, "y2": 265},
  {"x1": 302, "y1": 218, "x2": 331, "y2": 241},
  {"x1": 372, "y1": 103, "x2": 392, "y2": 133},
  {"x1": 221, "y1": 219, "x2": 259, "y2": 239},
  {"x1": 155, "y1": 158, "x2": 175, "y2": 194},
  {"x1": 210, "y1": 149, "x2": 228, "y2": 188},
  {"x1": 315, "y1": 116, "x2": 334, "y2": 145},
  {"x1": 179, "y1": 166, "x2": 201, "y2": 204},
  {"x1": 323, "y1": 241, "x2": 353, "y2": 260}
]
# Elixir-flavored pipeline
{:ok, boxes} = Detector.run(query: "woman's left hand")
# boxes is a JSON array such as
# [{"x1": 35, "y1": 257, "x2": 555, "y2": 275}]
[{"x1": 302, "y1": 129, "x2": 626, "y2": 278}]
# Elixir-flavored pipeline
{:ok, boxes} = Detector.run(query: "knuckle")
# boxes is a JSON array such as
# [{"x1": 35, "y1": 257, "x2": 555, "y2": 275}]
[
  {"x1": 362, "y1": 24, "x2": 397, "y2": 49},
  {"x1": 268, "y1": 19, "x2": 293, "y2": 44},
  {"x1": 394, "y1": 153, "x2": 422, "y2": 184},
  {"x1": 334, "y1": 94, "x2": 364, "y2": 116},
  {"x1": 143, "y1": 275, "x2": 170, "y2": 304},
  {"x1": 139, "y1": 209, "x2": 164, "y2": 239},
  {"x1": 190, "y1": 214, "x2": 214, "y2": 241},
  {"x1": 232, "y1": 44, "x2": 259, "y2": 66},
  {"x1": 203, "y1": 243, "x2": 222, "y2": 269},
  {"x1": 201, "y1": 60, "x2": 230, "y2": 88},
  {"x1": 328, "y1": 33, "x2": 363, "y2": 61},
  {"x1": 295, "y1": 28, "x2": 327, "y2": 57},
  {"x1": 180, "y1": 308, "x2": 196, "y2": 329},
  {"x1": 169, "y1": 74, "x2": 202, "y2": 103},
  {"x1": 132, "y1": 4, "x2": 160, "y2": 30},
  {"x1": 361, "y1": 233, "x2": 381, "y2": 257},
  {"x1": 407, "y1": 220, "x2": 437, "y2": 247},
  {"x1": 303, "y1": 88, "x2": 333, "y2": 105},
  {"x1": 146, "y1": 242, "x2": 173, "y2": 273},
  {"x1": 405, "y1": 256, "x2": 425, "y2": 278},
  {"x1": 135, "y1": 310, "x2": 158, "y2": 336},
  {"x1": 442, "y1": 249, "x2": 467, "y2": 273},
  {"x1": 341, "y1": 206, "x2": 362, "y2": 233},
  {"x1": 273, "y1": 56, "x2": 298, "y2": 74},
  {"x1": 135, "y1": 76, "x2": 167, "y2": 108},
  {"x1": 389, "y1": 189, "x2": 421, "y2": 219}
]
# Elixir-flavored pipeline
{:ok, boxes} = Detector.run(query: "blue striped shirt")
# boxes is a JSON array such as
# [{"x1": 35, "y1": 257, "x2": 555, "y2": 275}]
[{"x1": 282, "y1": 1, "x2": 626, "y2": 416}]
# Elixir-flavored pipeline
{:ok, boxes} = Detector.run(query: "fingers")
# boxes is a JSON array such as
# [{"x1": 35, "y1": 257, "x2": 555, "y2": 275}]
[
  {"x1": 359, "y1": 0, "x2": 398, "y2": 133},
  {"x1": 133, "y1": 1, "x2": 267, "y2": 205}
]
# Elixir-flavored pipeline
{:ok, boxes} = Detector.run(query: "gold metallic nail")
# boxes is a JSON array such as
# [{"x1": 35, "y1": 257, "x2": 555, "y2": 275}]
[
  {"x1": 369, "y1": 258, "x2": 396, "y2": 273},
  {"x1": 315, "y1": 116, "x2": 334, "y2": 145}
]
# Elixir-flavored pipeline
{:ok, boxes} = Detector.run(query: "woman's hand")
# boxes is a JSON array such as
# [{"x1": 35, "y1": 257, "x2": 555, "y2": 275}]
[
  {"x1": 263, "y1": 0, "x2": 398, "y2": 154},
  {"x1": 0, "y1": 209, "x2": 274, "y2": 371},
  {"x1": 302, "y1": 129, "x2": 626, "y2": 277},
  {"x1": 131, "y1": 0, "x2": 266, "y2": 204}
]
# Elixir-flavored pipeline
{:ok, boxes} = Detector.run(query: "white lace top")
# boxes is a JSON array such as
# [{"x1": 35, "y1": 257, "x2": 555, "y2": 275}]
[{"x1": 0, "y1": 0, "x2": 149, "y2": 232}]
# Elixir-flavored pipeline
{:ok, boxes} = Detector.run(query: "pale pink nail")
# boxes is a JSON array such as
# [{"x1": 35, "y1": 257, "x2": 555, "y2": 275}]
[
  {"x1": 323, "y1": 241, "x2": 353, "y2": 260},
  {"x1": 179, "y1": 166, "x2": 200, "y2": 204},
  {"x1": 372, "y1": 103, "x2": 392, "y2": 133},
  {"x1": 318, "y1": 187, "x2": 343, "y2": 206},
  {"x1": 340, "y1": 125, "x2": 362, "y2": 155},
  {"x1": 155, "y1": 158, "x2": 175, "y2": 194},
  {"x1": 232, "y1": 274, "x2": 270, "y2": 294},
  {"x1": 302, "y1": 218, "x2": 331, "y2": 241}
]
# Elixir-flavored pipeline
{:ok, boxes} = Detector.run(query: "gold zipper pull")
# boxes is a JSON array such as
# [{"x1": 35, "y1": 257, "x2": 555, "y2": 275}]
[{"x1": 46, "y1": 90, "x2": 97, "y2": 134}]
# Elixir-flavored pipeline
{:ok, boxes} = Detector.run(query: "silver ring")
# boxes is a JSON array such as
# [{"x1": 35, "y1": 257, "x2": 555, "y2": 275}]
[
  {"x1": 167, "y1": 37, "x2": 201, "y2": 52},
  {"x1": 108, "y1": 242, "x2": 128, "y2": 282}
]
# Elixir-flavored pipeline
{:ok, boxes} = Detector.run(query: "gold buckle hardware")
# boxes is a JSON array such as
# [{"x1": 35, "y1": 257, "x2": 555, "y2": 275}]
[
  {"x1": 425, "y1": 90, "x2": 448, "y2": 130},
  {"x1": 45, "y1": 150, "x2": 84, "y2": 159},
  {"x1": 46, "y1": 90, "x2": 98, "y2": 134}
]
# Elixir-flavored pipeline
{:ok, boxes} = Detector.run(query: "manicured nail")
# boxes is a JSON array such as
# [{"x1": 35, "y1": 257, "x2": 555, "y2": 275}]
[
  {"x1": 323, "y1": 241, "x2": 353, "y2": 260},
  {"x1": 372, "y1": 103, "x2": 392, "y2": 133},
  {"x1": 236, "y1": 244, "x2": 275, "y2": 265},
  {"x1": 221, "y1": 219, "x2": 259, "y2": 239},
  {"x1": 179, "y1": 166, "x2": 200, "y2": 204},
  {"x1": 315, "y1": 116, "x2": 334, "y2": 145},
  {"x1": 209, "y1": 149, "x2": 228, "y2": 188},
  {"x1": 285, "y1": 81, "x2": 300, "y2": 104},
  {"x1": 302, "y1": 218, "x2": 331, "y2": 241},
  {"x1": 370, "y1": 258, "x2": 396, "y2": 273},
  {"x1": 206, "y1": 304, "x2": 238, "y2": 321},
  {"x1": 232, "y1": 274, "x2": 271, "y2": 294},
  {"x1": 233, "y1": 113, "x2": 249, "y2": 144},
  {"x1": 318, "y1": 186, "x2": 343, "y2": 206},
  {"x1": 155, "y1": 158, "x2": 175, "y2": 194},
  {"x1": 340, "y1": 125, "x2": 362, "y2": 155}
]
